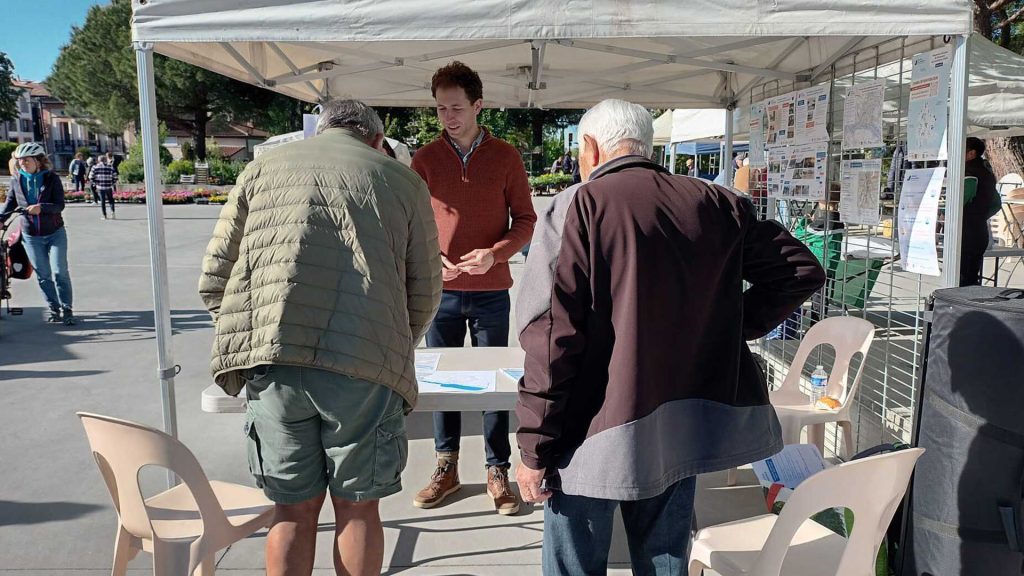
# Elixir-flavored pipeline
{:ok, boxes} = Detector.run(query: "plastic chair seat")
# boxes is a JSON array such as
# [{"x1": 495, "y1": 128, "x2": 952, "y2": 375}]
[
  {"x1": 691, "y1": 514, "x2": 846, "y2": 576},
  {"x1": 144, "y1": 481, "x2": 273, "y2": 542}
]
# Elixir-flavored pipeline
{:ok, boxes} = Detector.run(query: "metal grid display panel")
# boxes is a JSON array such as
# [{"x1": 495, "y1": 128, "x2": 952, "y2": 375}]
[{"x1": 747, "y1": 37, "x2": 950, "y2": 457}]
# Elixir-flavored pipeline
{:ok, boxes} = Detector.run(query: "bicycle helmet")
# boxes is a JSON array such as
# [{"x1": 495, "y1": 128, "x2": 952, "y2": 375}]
[{"x1": 13, "y1": 142, "x2": 46, "y2": 159}]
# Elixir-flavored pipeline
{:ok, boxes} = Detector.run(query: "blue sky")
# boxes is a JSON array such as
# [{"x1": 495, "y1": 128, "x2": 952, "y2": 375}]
[{"x1": 3, "y1": 1, "x2": 104, "y2": 81}]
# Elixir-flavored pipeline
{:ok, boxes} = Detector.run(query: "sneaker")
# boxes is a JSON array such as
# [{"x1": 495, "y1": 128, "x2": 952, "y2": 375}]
[
  {"x1": 62, "y1": 309, "x2": 77, "y2": 326},
  {"x1": 486, "y1": 465, "x2": 521, "y2": 515},
  {"x1": 413, "y1": 453, "x2": 461, "y2": 509},
  {"x1": 47, "y1": 309, "x2": 62, "y2": 323},
  {"x1": 111, "y1": 212, "x2": 116, "y2": 220},
  {"x1": 101, "y1": 215, "x2": 108, "y2": 220}
]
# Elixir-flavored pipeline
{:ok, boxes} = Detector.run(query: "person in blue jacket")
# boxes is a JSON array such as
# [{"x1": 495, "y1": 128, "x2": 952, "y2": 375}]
[{"x1": 1, "y1": 142, "x2": 76, "y2": 325}]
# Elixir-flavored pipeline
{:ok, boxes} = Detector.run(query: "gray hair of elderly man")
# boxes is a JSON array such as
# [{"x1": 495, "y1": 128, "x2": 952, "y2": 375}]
[
  {"x1": 578, "y1": 99, "x2": 654, "y2": 158},
  {"x1": 314, "y1": 99, "x2": 385, "y2": 142}
]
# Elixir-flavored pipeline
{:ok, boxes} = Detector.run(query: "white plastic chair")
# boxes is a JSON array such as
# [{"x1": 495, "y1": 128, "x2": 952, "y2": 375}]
[
  {"x1": 691, "y1": 448, "x2": 924, "y2": 576},
  {"x1": 728, "y1": 316, "x2": 874, "y2": 486},
  {"x1": 78, "y1": 412, "x2": 275, "y2": 576}
]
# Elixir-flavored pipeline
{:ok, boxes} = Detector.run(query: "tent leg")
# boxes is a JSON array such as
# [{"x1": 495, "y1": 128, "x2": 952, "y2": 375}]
[
  {"x1": 134, "y1": 42, "x2": 179, "y2": 487},
  {"x1": 942, "y1": 34, "x2": 970, "y2": 288},
  {"x1": 669, "y1": 145, "x2": 677, "y2": 174},
  {"x1": 724, "y1": 106, "x2": 735, "y2": 187}
]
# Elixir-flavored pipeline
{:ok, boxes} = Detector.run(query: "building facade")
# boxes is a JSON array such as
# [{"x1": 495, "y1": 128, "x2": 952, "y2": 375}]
[{"x1": 4, "y1": 80, "x2": 126, "y2": 172}]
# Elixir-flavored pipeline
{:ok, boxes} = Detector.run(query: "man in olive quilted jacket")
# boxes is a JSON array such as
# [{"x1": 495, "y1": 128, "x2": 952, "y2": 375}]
[{"x1": 199, "y1": 99, "x2": 441, "y2": 576}]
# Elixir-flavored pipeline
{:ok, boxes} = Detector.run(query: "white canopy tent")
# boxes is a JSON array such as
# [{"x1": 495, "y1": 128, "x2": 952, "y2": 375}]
[{"x1": 129, "y1": 0, "x2": 974, "y2": 446}]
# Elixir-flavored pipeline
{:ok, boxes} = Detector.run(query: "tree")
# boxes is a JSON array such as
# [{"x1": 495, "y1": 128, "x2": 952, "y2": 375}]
[
  {"x1": 974, "y1": 1, "x2": 1024, "y2": 177},
  {"x1": 48, "y1": 0, "x2": 304, "y2": 160},
  {"x1": 0, "y1": 52, "x2": 17, "y2": 124}
]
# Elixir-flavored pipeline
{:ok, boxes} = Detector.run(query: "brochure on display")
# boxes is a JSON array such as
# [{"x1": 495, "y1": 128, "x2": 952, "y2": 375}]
[
  {"x1": 907, "y1": 46, "x2": 952, "y2": 161},
  {"x1": 748, "y1": 101, "x2": 767, "y2": 167},
  {"x1": 898, "y1": 167, "x2": 945, "y2": 276},
  {"x1": 767, "y1": 142, "x2": 829, "y2": 200},
  {"x1": 840, "y1": 159, "x2": 883, "y2": 225},
  {"x1": 842, "y1": 79, "x2": 886, "y2": 150}
]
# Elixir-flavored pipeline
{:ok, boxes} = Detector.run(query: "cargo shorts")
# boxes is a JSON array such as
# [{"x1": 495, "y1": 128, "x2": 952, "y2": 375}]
[{"x1": 242, "y1": 364, "x2": 408, "y2": 504}]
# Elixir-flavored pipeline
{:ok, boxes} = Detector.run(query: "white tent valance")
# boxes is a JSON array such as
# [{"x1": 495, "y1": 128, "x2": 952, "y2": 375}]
[{"x1": 131, "y1": 1, "x2": 972, "y2": 109}]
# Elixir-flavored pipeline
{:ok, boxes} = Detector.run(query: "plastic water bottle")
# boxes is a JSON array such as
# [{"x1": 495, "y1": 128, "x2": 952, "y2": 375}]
[{"x1": 809, "y1": 365, "x2": 828, "y2": 406}]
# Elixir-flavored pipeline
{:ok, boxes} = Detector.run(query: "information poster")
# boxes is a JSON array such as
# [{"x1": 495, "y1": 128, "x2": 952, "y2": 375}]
[
  {"x1": 794, "y1": 85, "x2": 830, "y2": 144},
  {"x1": 840, "y1": 159, "x2": 882, "y2": 225},
  {"x1": 749, "y1": 101, "x2": 767, "y2": 167},
  {"x1": 907, "y1": 46, "x2": 952, "y2": 161},
  {"x1": 898, "y1": 167, "x2": 945, "y2": 276},
  {"x1": 842, "y1": 79, "x2": 885, "y2": 150},
  {"x1": 769, "y1": 142, "x2": 829, "y2": 200},
  {"x1": 766, "y1": 92, "x2": 796, "y2": 148}
]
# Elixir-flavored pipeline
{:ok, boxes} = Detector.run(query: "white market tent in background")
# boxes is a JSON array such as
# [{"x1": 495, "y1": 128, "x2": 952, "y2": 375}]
[
  {"x1": 652, "y1": 110, "x2": 673, "y2": 147},
  {"x1": 128, "y1": 0, "x2": 974, "y2": 444}
]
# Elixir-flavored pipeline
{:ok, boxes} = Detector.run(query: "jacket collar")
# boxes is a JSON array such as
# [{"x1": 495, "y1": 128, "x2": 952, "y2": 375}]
[{"x1": 588, "y1": 154, "x2": 669, "y2": 182}]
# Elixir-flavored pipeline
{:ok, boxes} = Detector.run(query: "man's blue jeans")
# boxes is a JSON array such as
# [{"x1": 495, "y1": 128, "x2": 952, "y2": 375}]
[
  {"x1": 22, "y1": 228, "x2": 73, "y2": 313},
  {"x1": 543, "y1": 477, "x2": 697, "y2": 576},
  {"x1": 426, "y1": 289, "x2": 511, "y2": 467}
]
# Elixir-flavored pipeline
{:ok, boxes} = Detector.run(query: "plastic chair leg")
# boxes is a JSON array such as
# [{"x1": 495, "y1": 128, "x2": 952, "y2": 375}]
[
  {"x1": 110, "y1": 525, "x2": 138, "y2": 576},
  {"x1": 196, "y1": 553, "x2": 216, "y2": 576},
  {"x1": 688, "y1": 559, "x2": 706, "y2": 576},
  {"x1": 726, "y1": 467, "x2": 738, "y2": 486},
  {"x1": 839, "y1": 420, "x2": 855, "y2": 460}
]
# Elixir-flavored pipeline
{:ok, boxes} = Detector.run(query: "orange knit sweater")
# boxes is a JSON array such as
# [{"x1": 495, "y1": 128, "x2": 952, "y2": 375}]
[{"x1": 411, "y1": 130, "x2": 537, "y2": 291}]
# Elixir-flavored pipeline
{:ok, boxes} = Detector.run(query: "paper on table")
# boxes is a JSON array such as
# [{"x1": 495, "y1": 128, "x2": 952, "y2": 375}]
[
  {"x1": 751, "y1": 444, "x2": 828, "y2": 489},
  {"x1": 418, "y1": 371, "x2": 496, "y2": 394},
  {"x1": 414, "y1": 352, "x2": 441, "y2": 375},
  {"x1": 501, "y1": 368, "x2": 524, "y2": 380}
]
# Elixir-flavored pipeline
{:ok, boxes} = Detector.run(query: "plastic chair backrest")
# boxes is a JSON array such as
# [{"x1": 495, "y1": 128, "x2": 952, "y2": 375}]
[
  {"x1": 77, "y1": 412, "x2": 231, "y2": 540},
  {"x1": 779, "y1": 316, "x2": 874, "y2": 413},
  {"x1": 752, "y1": 448, "x2": 924, "y2": 576}
]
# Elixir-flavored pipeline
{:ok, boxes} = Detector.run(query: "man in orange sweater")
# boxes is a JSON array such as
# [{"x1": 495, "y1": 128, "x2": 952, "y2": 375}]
[{"x1": 411, "y1": 61, "x2": 537, "y2": 515}]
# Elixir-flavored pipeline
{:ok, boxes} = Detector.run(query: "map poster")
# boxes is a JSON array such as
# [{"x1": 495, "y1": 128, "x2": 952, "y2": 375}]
[
  {"x1": 766, "y1": 92, "x2": 796, "y2": 148},
  {"x1": 840, "y1": 159, "x2": 882, "y2": 225},
  {"x1": 908, "y1": 46, "x2": 952, "y2": 161},
  {"x1": 769, "y1": 142, "x2": 829, "y2": 200},
  {"x1": 842, "y1": 79, "x2": 885, "y2": 150},
  {"x1": 898, "y1": 167, "x2": 945, "y2": 276},
  {"x1": 794, "y1": 85, "x2": 830, "y2": 145},
  {"x1": 749, "y1": 101, "x2": 767, "y2": 167},
  {"x1": 767, "y1": 148, "x2": 783, "y2": 196}
]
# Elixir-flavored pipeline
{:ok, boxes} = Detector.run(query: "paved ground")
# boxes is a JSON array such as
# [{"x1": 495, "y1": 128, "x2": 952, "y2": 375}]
[{"x1": 0, "y1": 201, "x2": 768, "y2": 575}]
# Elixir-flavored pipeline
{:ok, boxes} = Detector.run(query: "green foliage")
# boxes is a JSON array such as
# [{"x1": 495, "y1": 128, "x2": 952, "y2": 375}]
[
  {"x1": 118, "y1": 124, "x2": 173, "y2": 183},
  {"x1": 544, "y1": 133, "x2": 569, "y2": 169},
  {"x1": 47, "y1": 0, "x2": 305, "y2": 160},
  {"x1": 208, "y1": 158, "x2": 246, "y2": 185},
  {"x1": 0, "y1": 52, "x2": 17, "y2": 123},
  {"x1": 75, "y1": 146, "x2": 93, "y2": 159},
  {"x1": 0, "y1": 142, "x2": 17, "y2": 173},
  {"x1": 180, "y1": 140, "x2": 194, "y2": 161},
  {"x1": 163, "y1": 159, "x2": 195, "y2": 185},
  {"x1": 528, "y1": 173, "x2": 573, "y2": 188},
  {"x1": 204, "y1": 139, "x2": 223, "y2": 160}
]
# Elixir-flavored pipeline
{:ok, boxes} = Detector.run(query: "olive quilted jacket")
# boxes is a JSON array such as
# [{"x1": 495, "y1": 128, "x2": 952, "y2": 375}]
[{"x1": 199, "y1": 128, "x2": 442, "y2": 409}]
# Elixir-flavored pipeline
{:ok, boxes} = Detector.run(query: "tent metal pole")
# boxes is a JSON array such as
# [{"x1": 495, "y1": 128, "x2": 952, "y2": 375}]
[
  {"x1": 669, "y1": 142, "x2": 677, "y2": 174},
  {"x1": 942, "y1": 34, "x2": 970, "y2": 288},
  {"x1": 134, "y1": 43, "x2": 179, "y2": 486},
  {"x1": 724, "y1": 106, "x2": 735, "y2": 186}
]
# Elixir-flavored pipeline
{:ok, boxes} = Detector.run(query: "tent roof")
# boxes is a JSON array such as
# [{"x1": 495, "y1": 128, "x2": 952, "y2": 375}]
[
  {"x1": 131, "y1": 0, "x2": 972, "y2": 109},
  {"x1": 653, "y1": 110, "x2": 673, "y2": 146}
]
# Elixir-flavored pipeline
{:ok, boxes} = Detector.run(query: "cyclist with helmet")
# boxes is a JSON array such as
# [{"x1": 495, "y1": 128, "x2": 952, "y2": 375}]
[{"x1": 1, "y1": 142, "x2": 76, "y2": 325}]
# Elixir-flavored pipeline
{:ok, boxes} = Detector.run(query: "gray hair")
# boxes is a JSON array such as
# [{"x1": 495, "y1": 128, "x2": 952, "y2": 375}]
[
  {"x1": 578, "y1": 99, "x2": 654, "y2": 158},
  {"x1": 315, "y1": 99, "x2": 384, "y2": 141}
]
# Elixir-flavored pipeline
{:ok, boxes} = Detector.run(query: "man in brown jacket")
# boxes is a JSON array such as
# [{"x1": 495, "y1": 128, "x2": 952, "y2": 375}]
[{"x1": 515, "y1": 99, "x2": 826, "y2": 574}]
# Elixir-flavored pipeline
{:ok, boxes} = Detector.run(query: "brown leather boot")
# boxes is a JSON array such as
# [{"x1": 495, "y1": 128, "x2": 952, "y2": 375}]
[
  {"x1": 413, "y1": 453, "x2": 461, "y2": 509},
  {"x1": 486, "y1": 465, "x2": 521, "y2": 515}
]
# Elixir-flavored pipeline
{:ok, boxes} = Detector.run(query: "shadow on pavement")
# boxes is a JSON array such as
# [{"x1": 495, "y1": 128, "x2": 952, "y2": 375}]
[{"x1": 0, "y1": 499, "x2": 105, "y2": 527}]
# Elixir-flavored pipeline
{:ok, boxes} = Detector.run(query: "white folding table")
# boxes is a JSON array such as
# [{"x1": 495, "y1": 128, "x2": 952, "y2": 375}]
[{"x1": 201, "y1": 347, "x2": 525, "y2": 414}]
